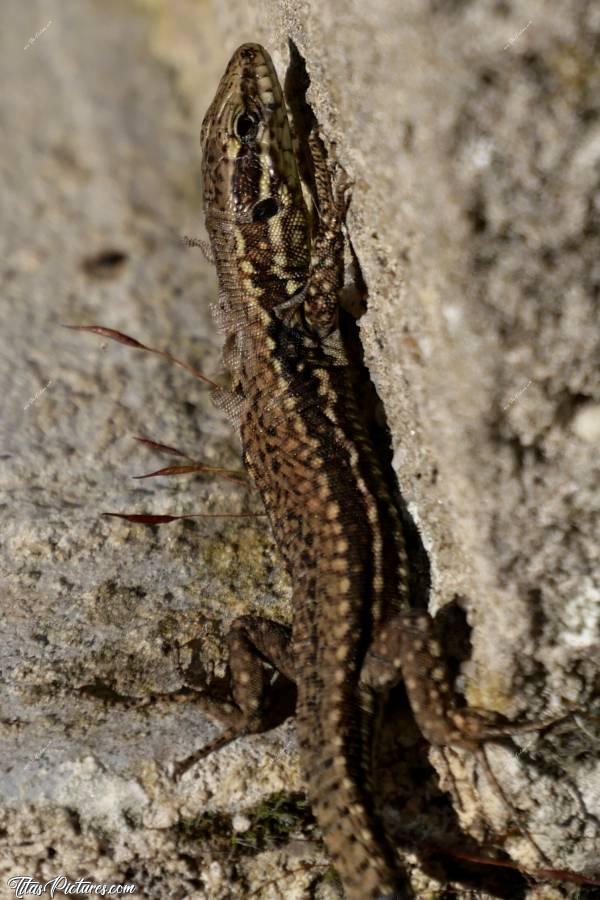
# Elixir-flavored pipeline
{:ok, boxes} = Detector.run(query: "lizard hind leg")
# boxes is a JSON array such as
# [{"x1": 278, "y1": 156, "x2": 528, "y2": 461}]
[
  {"x1": 361, "y1": 610, "x2": 470, "y2": 746},
  {"x1": 226, "y1": 615, "x2": 296, "y2": 731},
  {"x1": 361, "y1": 610, "x2": 563, "y2": 749},
  {"x1": 361, "y1": 610, "x2": 568, "y2": 871},
  {"x1": 173, "y1": 616, "x2": 296, "y2": 779}
]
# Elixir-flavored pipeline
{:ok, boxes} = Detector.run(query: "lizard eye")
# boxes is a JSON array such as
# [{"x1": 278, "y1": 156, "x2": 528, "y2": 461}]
[
  {"x1": 235, "y1": 111, "x2": 259, "y2": 142},
  {"x1": 252, "y1": 198, "x2": 279, "y2": 222}
]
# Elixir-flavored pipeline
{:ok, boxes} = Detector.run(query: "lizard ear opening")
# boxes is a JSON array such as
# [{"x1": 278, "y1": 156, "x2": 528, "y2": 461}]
[{"x1": 252, "y1": 197, "x2": 279, "y2": 222}]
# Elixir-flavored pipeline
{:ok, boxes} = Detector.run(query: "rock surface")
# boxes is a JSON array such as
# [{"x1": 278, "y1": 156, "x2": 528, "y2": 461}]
[{"x1": 1, "y1": 0, "x2": 598, "y2": 897}]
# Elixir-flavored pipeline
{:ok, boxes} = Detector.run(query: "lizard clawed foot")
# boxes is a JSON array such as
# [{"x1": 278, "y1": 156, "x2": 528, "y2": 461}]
[
  {"x1": 171, "y1": 718, "x2": 247, "y2": 781},
  {"x1": 170, "y1": 699, "x2": 289, "y2": 781},
  {"x1": 441, "y1": 705, "x2": 573, "y2": 749}
]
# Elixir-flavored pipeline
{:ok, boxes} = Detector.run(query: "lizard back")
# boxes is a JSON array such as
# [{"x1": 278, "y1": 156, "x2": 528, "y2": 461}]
[{"x1": 201, "y1": 43, "x2": 411, "y2": 899}]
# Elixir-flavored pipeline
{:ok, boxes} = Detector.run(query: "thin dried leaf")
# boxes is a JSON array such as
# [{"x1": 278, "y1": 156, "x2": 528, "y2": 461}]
[
  {"x1": 63, "y1": 324, "x2": 148, "y2": 350},
  {"x1": 133, "y1": 463, "x2": 247, "y2": 486},
  {"x1": 133, "y1": 464, "x2": 214, "y2": 479},
  {"x1": 64, "y1": 323, "x2": 219, "y2": 388},
  {"x1": 103, "y1": 512, "x2": 182, "y2": 525},
  {"x1": 133, "y1": 435, "x2": 194, "y2": 460},
  {"x1": 103, "y1": 511, "x2": 264, "y2": 526}
]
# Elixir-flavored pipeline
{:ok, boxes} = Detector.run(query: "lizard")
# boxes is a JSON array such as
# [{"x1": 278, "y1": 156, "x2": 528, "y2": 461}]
[
  {"x1": 192, "y1": 41, "x2": 556, "y2": 899},
  {"x1": 63, "y1": 39, "x2": 576, "y2": 899}
]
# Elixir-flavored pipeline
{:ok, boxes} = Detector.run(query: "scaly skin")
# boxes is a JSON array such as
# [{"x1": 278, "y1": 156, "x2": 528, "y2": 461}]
[
  {"x1": 200, "y1": 42, "x2": 413, "y2": 898},
  {"x1": 199, "y1": 43, "x2": 539, "y2": 899}
]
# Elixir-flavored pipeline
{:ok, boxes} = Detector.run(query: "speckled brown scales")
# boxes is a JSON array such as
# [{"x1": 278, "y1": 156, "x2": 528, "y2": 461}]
[{"x1": 195, "y1": 43, "x2": 548, "y2": 899}]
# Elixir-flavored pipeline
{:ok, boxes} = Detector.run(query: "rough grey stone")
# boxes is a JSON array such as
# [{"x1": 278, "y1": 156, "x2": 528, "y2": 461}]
[{"x1": 1, "y1": 0, "x2": 598, "y2": 896}]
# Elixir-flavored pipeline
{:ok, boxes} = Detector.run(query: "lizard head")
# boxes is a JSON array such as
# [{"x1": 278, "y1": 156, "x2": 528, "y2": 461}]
[{"x1": 200, "y1": 43, "x2": 311, "y2": 302}]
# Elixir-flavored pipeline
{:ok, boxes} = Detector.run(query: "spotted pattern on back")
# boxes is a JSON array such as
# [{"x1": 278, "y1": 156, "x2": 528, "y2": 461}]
[{"x1": 201, "y1": 43, "x2": 412, "y2": 899}]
